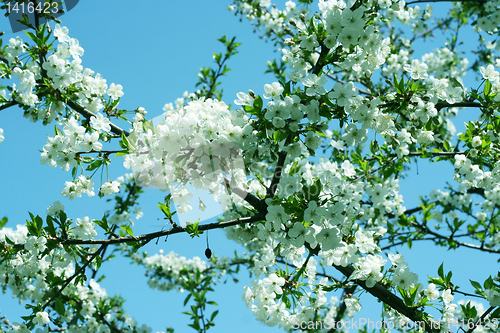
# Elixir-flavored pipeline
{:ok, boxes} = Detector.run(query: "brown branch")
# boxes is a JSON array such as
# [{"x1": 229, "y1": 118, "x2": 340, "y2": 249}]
[
  {"x1": 407, "y1": 151, "x2": 464, "y2": 157},
  {"x1": 0, "y1": 101, "x2": 19, "y2": 111},
  {"x1": 10, "y1": 213, "x2": 266, "y2": 249},
  {"x1": 65, "y1": 99, "x2": 129, "y2": 136},
  {"x1": 276, "y1": 258, "x2": 342, "y2": 283},
  {"x1": 407, "y1": 0, "x2": 486, "y2": 4},
  {"x1": 312, "y1": 43, "x2": 330, "y2": 76},
  {"x1": 435, "y1": 101, "x2": 484, "y2": 110},
  {"x1": 466, "y1": 306, "x2": 495, "y2": 333},
  {"x1": 380, "y1": 237, "x2": 437, "y2": 251},
  {"x1": 454, "y1": 289, "x2": 486, "y2": 299},
  {"x1": 333, "y1": 264, "x2": 439, "y2": 333},
  {"x1": 223, "y1": 176, "x2": 267, "y2": 213},
  {"x1": 266, "y1": 151, "x2": 287, "y2": 199},
  {"x1": 329, "y1": 284, "x2": 358, "y2": 333}
]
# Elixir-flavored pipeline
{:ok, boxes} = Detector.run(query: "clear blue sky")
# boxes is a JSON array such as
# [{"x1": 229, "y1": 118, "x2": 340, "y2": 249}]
[{"x1": 0, "y1": 1, "x2": 497, "y2": 332}]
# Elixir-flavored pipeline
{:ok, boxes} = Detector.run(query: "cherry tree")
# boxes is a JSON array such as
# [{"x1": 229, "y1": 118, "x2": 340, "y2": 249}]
[{"x1": 1, "y1": 0, "x2": 500, "y2": 332}]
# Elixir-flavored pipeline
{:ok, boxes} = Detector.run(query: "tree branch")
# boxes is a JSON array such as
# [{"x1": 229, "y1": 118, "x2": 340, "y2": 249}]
[
  {"x1": 466, "y1": 306, "x2": 495, "y2": 333},
  {"x1": 266, "y1": 151, "x2": 287, "y2": 199},
  {"x1": 0, "y1": 101, "x2": 20, "y2": 111},
  {"x1": 41, "y1": 245, "x2": 105, "y2": 311},
  {"x1": 333, "y1": 264, "x2": 439, "y2": 333},
  {"x1": 413, "y1": 221, "x2": 500, "y2": 254},
  {"x1": 406, "y1": 0, "x2": 485, "y2": 4},
  {"x1": 435, "y1": 101, "x2": 484, "y2": 110},
  {"x1": 312, "y1": 43, "x2": 329, "y2": 76},
  {"x1": 65, "y1": 99, "x2": 129, "y2": 136},
  {"x1": 223, "y1": 176, "x2": 267, "y2": 213},
  {"x1": 10, "y1": 213, "x2": 266, "y2": 248},
  {"x1": 328, "y1": 284, "x2": 358, "y2": 333},
  {"x1": 410, "y1": 18, "x2": 453, "y2": 43}
]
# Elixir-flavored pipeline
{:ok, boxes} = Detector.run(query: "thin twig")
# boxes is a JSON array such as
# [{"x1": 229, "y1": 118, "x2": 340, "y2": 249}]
[
  {"x1": 466, "y1": 306, "x2": 495, "y2": 333},
  {"x1": 41, "y1": 245, "x2": 105, "y2": 311},
  {"x1": 410, "y1": 18, "x2": 453, "y2": 43}
]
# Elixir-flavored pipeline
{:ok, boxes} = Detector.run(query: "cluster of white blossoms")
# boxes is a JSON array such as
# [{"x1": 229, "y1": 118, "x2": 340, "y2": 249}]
[
  {"x1": 123, "y1": 98, "x2": 252, "y2": 213},
  {"x1": 228, "y1": 0, "x2": 305, "y2": 36},
  {"x1": 40, "y1": 114, "x2": 110, "y2": 170},
  {"x1": 0, "y1": 25, "x2": 128, "y2": 199},
  {"x1": 224, "y1": 150, "x2": 422, "y2": 326},
  {"x1": 474, "y1": 0, "x2": 500, "y2": 34},
  {"x1": 0, "y1": 200, "x2": 153, "y2": 332},
  {"x1": 453, "y1": 153, "x2": 500, "y2": 190},
  {"x1": 2, "y1": 25, "x2": 122, "y2": 124},
  {"x1": 3, "y1": 0, "x2": 500, "y2": 330},
  {"x1": 0, "y1": 227, "x2": 151, "y2": 333},
  {"x1": 142, "y1": 250, "x2": 208, "y2": 291},
  {"x1": 422, "y1": 47, "x2": 469, "y2": 80},
  {"x1": 221, "y1": 0, "x2": 500, "y2": 328}
]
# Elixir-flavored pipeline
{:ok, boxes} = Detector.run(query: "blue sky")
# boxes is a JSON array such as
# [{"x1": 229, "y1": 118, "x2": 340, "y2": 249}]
[{"x1": 0, "y1": 1, "x2": 497, "y2": 332}]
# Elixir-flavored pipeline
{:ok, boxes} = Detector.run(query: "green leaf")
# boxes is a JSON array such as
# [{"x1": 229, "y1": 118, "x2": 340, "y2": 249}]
[
  {"x1": 130, "y1": 240, "x2": 145, "y2": 253},
  {"x1": 143, "y1": 119, "x2": 155, "y2": 133},
  {"x1": 4, "y1": 235, "x2": 15, "y2": 245},
  {"x1": 210, "y1": 310, "x2": 219, "y2": 322},
  {"x1": 157, "y1": 202, "x2": 171, "y2": 218},
  {"x1": 183, "y1": 293, "x2": 192, "y2": 306},
  {"x1": 45, "y1": 216, "x2": 57, "y2": 237},
  {"x1": 470, "y1": 280, "x2": 483, "y2": 292},
  {"x1": 24, "y1": 31, "x2": 36, "y2": 42},
  {"x1": 120, "y1": 132, "x2": 131, "y2": 149},
  {"x1": 484, "y1": 80, "x2": 492, "y2": 97},
  {"x1": 54, "y1": 125, "x2": 63, "y2": 136},
  {"x1": 35, "y1": 215, "x2": 42, "y2": 233},
  {"x1": 26, "y1": 213, "x2": 41, "y2": 237},
  {"x1": 304, "y1": 179, "x2": 322, "y2": 201},
  {"x1": 95, "y1": 216, "x2": 111, "y2": 233},
  {"x1": 443, "y1": 140, "x2": 451, "y2": 152},
  {"x1": 94, "y1": 255, "x2": 102, "y2": 271},
  {"x1": 114, "y1": 150, "x2": 129, "y2": 157},
  {"x1": 120, "y1": 225, "x2": 134, "y2": 238},
  {"x1": 186, "y1": 219, "x2": 202, "y2": 238},
  {"x1": 86, "y1": 159, "x2": 103, "y2": 171},
  {"x1": 54, "y1": 298, "x2": 66, "y2": 315},
  {"x1": 0, "y1": 216, "x2": 7, "y2": 228},
  {"x1": 438, "y1": 263, "x2": 444, "y2": 280},
  {"x1": 253, "y1": 95, "x2": 263, "y2": 111},
  {"x1": 484, "y1": 276, "x2": 494, "y2": 290}
]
